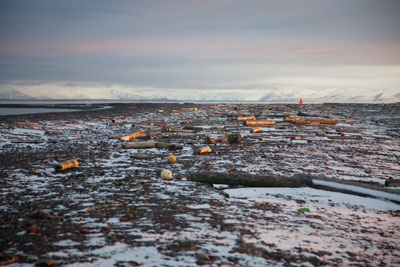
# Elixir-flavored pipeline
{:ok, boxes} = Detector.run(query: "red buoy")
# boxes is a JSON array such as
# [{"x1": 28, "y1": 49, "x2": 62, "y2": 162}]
[{"x1": 299, "y1": 98, "x2": 303, "y2": 104}]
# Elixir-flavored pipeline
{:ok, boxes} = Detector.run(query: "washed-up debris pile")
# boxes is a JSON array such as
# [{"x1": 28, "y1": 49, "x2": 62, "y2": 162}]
[{"x1": 0, "y1": 103, "x2": 399, "y2": 266}]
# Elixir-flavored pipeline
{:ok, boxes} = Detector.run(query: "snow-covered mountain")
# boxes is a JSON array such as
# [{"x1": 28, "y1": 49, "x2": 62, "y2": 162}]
[
  {"x1": 0, "y1": 83, "x2": 399, "y2": 103},
  {"x1": 258, "y1": 88, "x2": 400, "y2": 103},
  {"x1": 0, "y1": 87, "x2": 146, "y2": 101},
  {"x1": 0, "y1": 90, "x2": 36, "y2": 100}
]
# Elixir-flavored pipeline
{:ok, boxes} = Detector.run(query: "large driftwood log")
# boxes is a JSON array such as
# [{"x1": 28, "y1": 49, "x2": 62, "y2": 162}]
[
  {"x1": 122, "y1": 141, "x2": 156, "y2": 149},
  {"x1": 385, "y1": 178, "x2": 400, "y2": 187},
  {"x1": 188, "y1": 171, "x2": 312, "y2": 188},
  {"x1": 188, "y1": 171, "x2": 400, "y2": 204}
]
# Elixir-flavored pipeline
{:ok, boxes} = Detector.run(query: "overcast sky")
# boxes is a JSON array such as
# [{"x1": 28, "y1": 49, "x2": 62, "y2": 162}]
[{"x1": 0, "y1": 0, "x2": 399, "y2": 100}]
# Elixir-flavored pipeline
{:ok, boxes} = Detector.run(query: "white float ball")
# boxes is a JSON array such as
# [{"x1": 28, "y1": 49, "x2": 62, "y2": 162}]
[{"x1": 161, "y1": 169, "x2": 173, "y2": 180}]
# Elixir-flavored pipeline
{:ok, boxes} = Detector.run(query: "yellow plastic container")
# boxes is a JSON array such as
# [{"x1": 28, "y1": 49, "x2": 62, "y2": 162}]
[
  {"x1": 55, "y1": 159, "x2": 79, "y2": 172},
  {"x1": 199, "y1": 146, "x2": 211, "y2": 154}
]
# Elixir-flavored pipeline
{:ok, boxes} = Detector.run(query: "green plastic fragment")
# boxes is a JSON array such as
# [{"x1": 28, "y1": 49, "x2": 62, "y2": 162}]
[{"x1": 298, "y1": 208, "x2": 310, "y2": 213}]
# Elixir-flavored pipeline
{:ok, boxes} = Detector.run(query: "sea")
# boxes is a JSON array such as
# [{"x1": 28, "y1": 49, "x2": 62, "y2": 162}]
[
  {"x1": 0, "y1": 100, "x2": 114, "y2": 115},
  {"x1": 0, "y1": 99, "x2": 278, "y2": 116}
]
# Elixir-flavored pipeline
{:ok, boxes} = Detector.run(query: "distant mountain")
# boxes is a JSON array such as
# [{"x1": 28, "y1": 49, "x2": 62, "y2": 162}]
[
  {"x1": 0, "y1": 89, "x2": 36, "y2": 100},
  {"x1": 0, "y1": 88, "x2": 146, "y2": 101},
  {"x1": 1, "y1": 86, "x2": 399, "y2": 103},
  {"x1": 258, "y1": 89, "x2": 400, "y2": 103}
]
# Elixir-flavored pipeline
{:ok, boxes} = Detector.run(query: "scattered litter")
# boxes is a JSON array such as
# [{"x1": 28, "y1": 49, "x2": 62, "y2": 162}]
[{"x1": 298, "y1": 207, "x2": 310, "y2": 213}]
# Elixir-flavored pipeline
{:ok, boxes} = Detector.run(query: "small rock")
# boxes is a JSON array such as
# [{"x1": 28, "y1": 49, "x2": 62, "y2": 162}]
[
  {"x1": 308, "y1": 256, "x2": 321, "y2": 266},
  {"x1": 196, "y1": 251, "x2": 210, "y2": 265},
  {"x1": 29, "y1": 168, "x2": 37, "y2": 175},
  {"x1": 35, "y1": 258, "x2": 55, "y2": 267},
  {"x1": 228, "y1": 133, "x2": 242, "y2": 144}
]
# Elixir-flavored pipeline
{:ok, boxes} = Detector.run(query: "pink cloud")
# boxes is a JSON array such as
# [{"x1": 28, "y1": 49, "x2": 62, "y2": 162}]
[
  {"x1": 0, "y1": 37, "x2": 162, "y2": 56},
  {"x1": 1, "y1": 36, "x2": 399, "y2": 66}
]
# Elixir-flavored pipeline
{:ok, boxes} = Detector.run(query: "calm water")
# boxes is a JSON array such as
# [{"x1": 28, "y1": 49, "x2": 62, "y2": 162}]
[{"x1": 0, "y1": 107, "x2": 80, "y2": 116}]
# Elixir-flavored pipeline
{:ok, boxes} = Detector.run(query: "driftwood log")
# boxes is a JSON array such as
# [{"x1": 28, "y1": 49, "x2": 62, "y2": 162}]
[
  {"x1": 123, "y1": 141, "x2": 183, "y2": 150},
  {"x1": 385, "y1": 178, "x2": 400, "y2": 187},
  {"x1": 122, "y1": 141, "x2": 156, "y2": 149},
  {"x1": 188, "y1": 171, "x2": 400, "y2": 204},
  {"x1": 188, "y1": 171, "x2": 312, "y2": 188}
]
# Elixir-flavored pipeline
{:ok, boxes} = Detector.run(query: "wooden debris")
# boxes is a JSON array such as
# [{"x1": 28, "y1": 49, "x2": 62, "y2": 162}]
[
  {"x1": 183, "y1": 126, "x2": 203, "y2": 131},
  {"x1": 0, "y1": 255, "x2": 18, "y2": 265},
  {"x1": 181, "y1": 107, "x2": 198, "y2": 111},
  {"x1": 385, "y1": 178, "x2": 400, "y2": 187},
  {"x1": 120, "y1": 130, "x2": 146, "y2": 141},
  {"x1": 11, "y1": 140, "x2": 44, "y2": 144},
  {"x1": 251, "y1": 127, "x2": 262, "y2": 133},
  {"x1": 245, "y1": 120, "x2": 276, "y2": 125},
  {"x1": 188, "y1": 171, "x2": 311, "y2": 188},
  {"x1": 131, "y1": 120, "x2": 166, "y2": 127},
  {"x1": 122, "y1": 141, "x2": 156, "y2": 149},
  {"x1": 164, "y1": 126, "x2": 193, "y2": 133},
  {"x1": 109, "y1": 121, "x2": 127, "y2": 126},
  {"x1": 295, "y1": 119, "x2": 337, "y2": 125},
  {"x1": 284, "y1": 117, "x2": 300, "y2": 122},
  {"x1": 98, "y1": 116, "x2": 111, "y2": 120},
  {"x1": 205, "y1": 135, "x2": 227, "y2": 144},
  {"x1": 309, "y1": 119, "x2": 337, "y2": 125},
  {"x1": 189, "y1": 172, "x2": 400, "y2": 202},
  {"x1": 123, "y1": 141, "x2": 182, "y2": 150},
  {"x1": 131, "y1": 154, "x2": 156, "y2": 160},
  {"x1": 237, "y1": 115, "x2": 256, "y2": 121},
  {"x1": 84, "y1": 203, "x2": 123, "y2": 212},
  {"x1": 155, "y1": 142, "x2": 183, "y2": 150},
  {"x1": 295, "y1": 120, "x2": 313, "y2": 125},
  {"x1": 15, "y1": 122, "x2": 39, "y2": 127}
]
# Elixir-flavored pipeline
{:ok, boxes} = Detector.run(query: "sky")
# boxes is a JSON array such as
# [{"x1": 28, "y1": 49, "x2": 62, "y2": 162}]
[{"x1": 0, "y1": 0, "x2": 399, "y2": 101}]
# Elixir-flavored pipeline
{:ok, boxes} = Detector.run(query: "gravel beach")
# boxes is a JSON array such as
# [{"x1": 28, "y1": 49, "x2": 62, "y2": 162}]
[{"x1": 1, "y1": 102, "x2": 399, "y2": 266}]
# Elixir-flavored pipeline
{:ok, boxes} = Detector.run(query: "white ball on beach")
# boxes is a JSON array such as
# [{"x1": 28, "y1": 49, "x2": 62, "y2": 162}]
[{"x1": 161, "y1": 169, "x2": 173, "y2": 180}]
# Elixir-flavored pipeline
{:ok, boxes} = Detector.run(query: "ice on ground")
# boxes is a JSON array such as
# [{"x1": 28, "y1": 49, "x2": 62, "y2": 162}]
[{"x1": 224, "y1": 187, "x2": 400, "y2": 211}]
